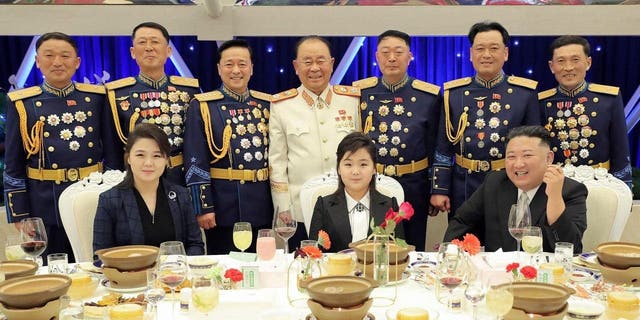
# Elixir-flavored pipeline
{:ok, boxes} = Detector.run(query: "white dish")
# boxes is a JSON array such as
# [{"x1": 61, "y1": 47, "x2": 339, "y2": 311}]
[
  {"x1": 567, "y1": 300, "x2": 605, "y2": 319},
  {"x1": 100, "y1": 279, "x2": 146, "y2": 294},
  {"x1": 385, "y1": 307, "x2": 439, "y2": 320},
  {"x1": 305, "y1": 312, "x2": 374, "y2": 320}
]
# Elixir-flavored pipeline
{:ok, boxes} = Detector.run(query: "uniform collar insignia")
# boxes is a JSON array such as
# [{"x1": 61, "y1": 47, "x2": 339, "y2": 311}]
[
  {"x1": 301, "y1": 86, "x2": 332, "y2": 108},
  {"x1": 558, "y1": 81, "x2": 587, "y2": 98},
  {"x1": 222, "y1": 85, "x2": 250, "y2": 103},
  {"x1": 381, "y1": 74, "x2": 409, "y2": 93},
  {"x1": 42, "y1": 81, "x2": 74, "y2": 97},
  {"x1": 138, "y1": 73, "x2": 168, "y2": 90},
  {"x1": 474, "y1": 71, "x2": 504, "y2": 89}
]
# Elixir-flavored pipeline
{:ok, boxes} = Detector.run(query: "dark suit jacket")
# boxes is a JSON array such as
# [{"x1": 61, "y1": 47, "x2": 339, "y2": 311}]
[
  {"x1": 308, "y1": 189, "x2": 402, "y2": 252},
  {"x1": 444, "y1": 171, "x2": 587, "y2": 253},
  {"x1": 93, "y1": 179, "x2": 204, "y2": 255}
]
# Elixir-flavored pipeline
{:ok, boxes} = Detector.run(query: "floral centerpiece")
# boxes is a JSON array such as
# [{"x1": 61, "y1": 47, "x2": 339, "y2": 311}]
[
  {"x1": 506, "y1": 262, "x2": 537, "y2": 281},
  {"x1": 294, "y1": 230, "x2": 331, "y2": 291},
  {"x1": 451, "y1": 233, "x2": 482, "y2": 256},
  {"x1": 370, "y1": 201, "x2": 415, "y2": 247},
  {"x1": 208, "y1": 266, "x2": 243, "y2": 290}
]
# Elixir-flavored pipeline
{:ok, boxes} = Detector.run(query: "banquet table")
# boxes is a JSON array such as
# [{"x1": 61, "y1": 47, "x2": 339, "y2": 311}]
[{"x1": 39, "y1": 251, "x2": 640, "y2": 319}]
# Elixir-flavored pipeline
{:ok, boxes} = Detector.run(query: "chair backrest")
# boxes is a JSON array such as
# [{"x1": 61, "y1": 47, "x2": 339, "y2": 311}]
[
  {"x1": 299, "y1": 172, "x2": 404, "y2": 235},
  {"x1": 563, "y1": 165, "x2": 633, "y2": 252},
  {"x1": 58, "y1": 170, "x2": 126, "y2": 262}
]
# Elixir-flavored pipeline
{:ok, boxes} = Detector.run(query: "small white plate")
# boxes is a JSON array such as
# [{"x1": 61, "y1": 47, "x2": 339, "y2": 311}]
[
  {"x1": 100, "y1": 279, "x2": 146, "y2": 293},
  {"x1": 385, "y1": 307, "x2": 439, "y2": 320},
  {"x1": 567, "y1": 300, "x2": 604, "y2": 320}
]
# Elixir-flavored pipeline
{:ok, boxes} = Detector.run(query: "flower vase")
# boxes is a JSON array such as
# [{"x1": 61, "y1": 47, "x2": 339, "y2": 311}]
[
  {"x1": 373, "y1": 234, "x2": 390, "y2": 286},
  {"x1": 220, "y1": 278, "x2": 238, "y2": 290},
  {"x1": 296, "y1": 257, "x2": 320, "y2": 293}
]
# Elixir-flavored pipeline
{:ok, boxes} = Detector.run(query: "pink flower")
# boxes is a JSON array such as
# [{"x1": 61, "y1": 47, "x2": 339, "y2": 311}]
[{"x1": 398, "y1": 202, "x2": 414, "y2": 221}]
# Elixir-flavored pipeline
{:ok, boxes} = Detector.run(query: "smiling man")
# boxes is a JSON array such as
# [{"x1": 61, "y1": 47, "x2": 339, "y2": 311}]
[
  {"x1": 443, "y1": 125, "x2": 587, "y2": 253},
  {"x1": 104, "y1": 22, "x2": 200, "y2": 186},
  {"x1": 430, "y1": 21, "x2": 540, "y2": 227},
  {"x1": 352, "y1": 30, "x2": 441, "y2": 251},
  {"x1": 538, "y1": 36, "x2": 631, "y2": 187},
  {"x1": 4, "y1": 32, "x2": 112, "y2": 260},
  {"x1": 183, "y1": 39, "x2": 273, "y2": 254},
  {"x1": 269, "y1": 36, "x2": 361, "y2": 250}
]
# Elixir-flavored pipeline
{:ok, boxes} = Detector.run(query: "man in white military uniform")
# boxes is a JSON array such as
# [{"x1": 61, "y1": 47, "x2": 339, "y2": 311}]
[{"x1": 269, "y1": 36, "x2": 361, "y2": 251}]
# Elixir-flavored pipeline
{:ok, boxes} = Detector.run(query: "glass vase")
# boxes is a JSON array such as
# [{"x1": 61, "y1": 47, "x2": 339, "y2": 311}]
[
  {"x1": 296, "y1": 257, "x2": 320, "y2": 293},
  {"x1": 373, "y1": 234, "x2": 390, "y2": 286}
]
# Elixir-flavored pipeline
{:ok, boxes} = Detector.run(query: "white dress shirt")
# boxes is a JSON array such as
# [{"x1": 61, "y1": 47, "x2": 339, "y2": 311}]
[{"x1": 345, "y1": 191, "x2": 370, "y2": 243}]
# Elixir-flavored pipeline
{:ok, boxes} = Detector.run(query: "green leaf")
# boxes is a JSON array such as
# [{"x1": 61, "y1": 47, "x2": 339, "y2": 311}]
[
  {"x1": 369, "y1": 217, "x2": 376, "y2": 231},
  {"x1": 395, "y1": 238, "x2": 408, "y2": 248}
]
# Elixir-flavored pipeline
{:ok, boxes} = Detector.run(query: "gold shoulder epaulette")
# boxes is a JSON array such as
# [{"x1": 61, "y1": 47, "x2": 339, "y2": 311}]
[
  {"x1": 170, "y1": 76, "x2": 199, "y2": 88},
  {"x1": 507, "y1": 76, "x2": 538, "y2": 90},
  {"x1": 250, "y1": 90, "x2": 272, "y2": 102},
  {"x1": 7, "y1": 86, "x2": 42, "y2": 102},
  {"x1": 271, "y1": 89, "x2": 298, "y2": 103},
  {"x1": 194, "y1": 91, "x2": 224, "y2": 102},
  {"x1": 75, "y1": 83, "x2": 105, "y2": 95},
  {"x1": 538, "y1": 88, "x2": 557, "y2": 100},
  {"x1": 588, "y1": 83, "x2": 619, "y2": 96},
  {"x1": 352, "y1": 77, "x2": 378, "y2": 89},
  {"x1": 412, "y1": 79, "x2": 440, "y2": 95},
  {"x1": 105, "y1": 77, "x2": 136, "y2": 90},
  {"x1": 444, "y1": 77, "x2": 472, "y2": 90},
  {"x1": 333, "y1": 85, "x2": 360, "y2": 97}
]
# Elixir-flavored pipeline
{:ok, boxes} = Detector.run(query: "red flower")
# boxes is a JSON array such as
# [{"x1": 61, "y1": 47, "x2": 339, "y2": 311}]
[
  {"x1": 451, "y1": 233, "x2": 481, "y2": 256},
  {"x1": 317, "y1": 230, "x2": 331, "y2": 250},
  {"x1": 380, "y1": 208, "x2": 395, "y2": 228},
  {"x1": 520, "y1": 266, "x2": 537, "y2": 280},
  {"x1": 506, "y1": 262, "x2": 520, "y2": 273},
  {"x1": 224, "y1": 268, "x2": 243, "y2": 282},
  {"x1": 398, "y1": 202, "x2": 414, "y2": 221},
  {"x1": 301, "y1": 246, "x2": 322, "y2": 259}
]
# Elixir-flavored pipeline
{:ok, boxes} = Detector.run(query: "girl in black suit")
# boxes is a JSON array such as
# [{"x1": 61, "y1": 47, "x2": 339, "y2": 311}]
[{"x1": 309, "y1": 132, "x2": 402, "y2": 252}]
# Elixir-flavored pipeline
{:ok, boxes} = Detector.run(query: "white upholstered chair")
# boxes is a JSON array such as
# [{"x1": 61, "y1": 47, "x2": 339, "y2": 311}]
[
  {"x1": 563, "y1": 165, "x2": 633, "y2": 252},
  {"x1": 58, "y1": 170, "x2": 126, "y2": 262},
  {"x1": 299, "y1": 172, "x2": 404, "y2": 235}
]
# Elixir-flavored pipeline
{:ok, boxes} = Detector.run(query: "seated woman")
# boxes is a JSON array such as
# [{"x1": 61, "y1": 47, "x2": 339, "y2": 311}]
[
  {"x1": 93, "y1": 123, "x2": 204, "y2": 255},
  {"x1": 309, "y1": 132, "x2": 403, "y2": 252}
]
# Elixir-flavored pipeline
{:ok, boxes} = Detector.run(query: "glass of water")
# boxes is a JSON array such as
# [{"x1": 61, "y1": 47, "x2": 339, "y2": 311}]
[
  {"x1": 47, "y1": 253, "x2": 69, "y2": 274},
  {"x1": 554, "y1": 242, "x2": 574, "y2": 275}
]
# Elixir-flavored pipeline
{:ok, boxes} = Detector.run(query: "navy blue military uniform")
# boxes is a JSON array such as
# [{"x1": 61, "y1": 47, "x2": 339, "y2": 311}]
[
  {"x1": 353, "y1": 76, "x2": 441, "y2": 251},
  {"x1": 184, "y1": 87, "x2": 273, "y2": 254},
  {"x1": 4, "y1": 82, "x2": 110, "y2": 260},
  {"x1": 432, "y1": 73, "x2": 540, "y2": 219},
  {"x1": 104, "y1": 74, "x2": 200, "y2": 185},
  {"x1": 539, "y1": 81, "x2": 631, "y2": 185}
]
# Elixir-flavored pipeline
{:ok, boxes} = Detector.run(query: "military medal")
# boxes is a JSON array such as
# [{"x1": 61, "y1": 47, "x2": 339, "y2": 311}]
[
  {"x1": 578, "y1": 115, "x2": 589, "y2": 126},
  {"x1": 61, "y1": 112, "x2": 74, "y2": 124},
  {"x1": 475, "y1": 118, "x2": 486, "y2": 130},
  {"x1": 379, "y1": 122, "x2": 388, "y2": 133},
  {"x1": 393, "y1": 104, "x2": 405, "y2": 116},
  {"x1": 579, "y1": 138, "x2": 589, "y2": 148},
  {"x1": 558, "y1": 130, "x2": 569, "y2": 141},
  {"x1": 168, "y1": 92, "x2": 179, "y2": 103},
  {"x1": 581, "y1": 126, "x2": 592, "y2": 138},
  {"x1": 69, "y1": 141, "x2": 80, "y2": 151},
  {"x1": 560, "y1": 141, "x2": 570, "y2": 150},
  {"x1": 489, "y1": 101, "x2": 501, "y2": 114},
  {"x1": 379, "y1": 105, "x2": 389, "y2": 117},
  {"x1": 252, "y1": 136, "x2": 262, "y2": 147},
  {"x1": 390, "y1": 121, "x2": 402, "y2": 132},
  {"x1": 569, "y1": 128, "x2": 580, "y2": 140},
  {"x1": 378, "y1": 147, "x2": 388, "y2": 157},
  {"x1": 566, "y1": 117, "x2": 578, "y2": 129},
  {"x1": 573, "y1": 103, "x2": 585, "y2": 115},
  {"x1": 389, "y1": 148, "x2": 399, "y2": 157},
  {"x1": 173, "y1": 126, "x2": 182, "y2": 135},
  {"x1": 247, "y1": 123, "x2": 257, "y2": 134},
  {"x1": 252, "y1": 108, "x2": 262, "y2": 119},
  {"x1": 140, "y1": 101, "x2": 148, "y2": 109},
  {"x1": 554, "y1": 118, "x2": 566, "y2": 130},
  {"x1": 60, "y1": 129, "x2": 72, "y2": 140},
  {"x1": 490, "y1": 132, "x2": 500, "y2": 143},
  {"x1": 579, "y1": 149, "x2": 589, "y2": 159},
  {"x1": 488, "y1": 117, "x2": 500, "y2": 129},
  {"x1": 378, "y1": 134, "x2": 389, "y2": 144},
  {"x1": 477, "y1": 132, "x2": 486, "y2": 148},
  {"x1": 163, "y1": 126, "x2": 172, "y2": 136},
  {"x1": 236, "y1": 124, "x2": 247, "y2": 135},
  {"x1": 120, "y1": 100, "x2": 130, "y2": 111},
  {"x1": 476, "y1": 100, "x2": 484, "y2": 117},
  {"x1": 47, "y1": 114, "x2": 60, "y2": 126},
  {"x1": 240, "y1": 138, "x2": 251, "y2": 149},
  {"x1": 489, "y1": 147, "x2": 499, "y2": 157},
  {"x1": 160, "y1": 92, "x2": 168, "y2": 100},
  {"x1": 180, "y1": 92, "x2": 190, "y2": 103},
  {"x1": 160, "y1": 102, "x2": 170, "y2": 113},
  {"x1": 391, "y1": 136, "x2": 401, "y2": 146},
  {"x1": 255, "y1": 151, "x2": 263, "y2": 161}
]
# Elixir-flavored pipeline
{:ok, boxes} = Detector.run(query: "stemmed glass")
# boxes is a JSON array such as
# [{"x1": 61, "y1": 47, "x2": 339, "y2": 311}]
[
  {"x1": 485, "y1": 283, "x2": 514, "y2": 320},
  {"x1": 436, "y1": 243, "x2": 467, "y2": 311},
  {"x1": 4, "y1": 234, "x2": 26, "y2": 261},
  {"x1": 157, "y1": 241, "x2": 188, "y2": 315},
  {"x1": 145, "y1": 267, "x2": 165, "y2": 320},
  {"x1": 233, "y1": 222, "x2": 252, "y2": 252},
  {"x1": 191, "y1": 275, "x2": 219, "y2": 317},
  {"x1": 19, "y1": 217, "x2": 48, "y2": 263},
  {"x1": 522, "y1": 226, "x2": 543, "y2": 265},
  {"x1": 508, "y1": 204, "x2": 531, "y2": 262},
  {"x1": 273, "y1": 207, "x2": 297, "y2": 254},
  {"x1": 464, "y1": 276, "x2": 487, "y2": 320}
]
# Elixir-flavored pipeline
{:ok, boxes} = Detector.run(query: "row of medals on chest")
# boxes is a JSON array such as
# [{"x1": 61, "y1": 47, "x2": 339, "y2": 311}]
[
  {"x1": 225, "y1": 104, "x2": 269, "y2": 163},
  {"x1": 42, "y1": 101, "x2": 93, "y2": 152},
  {"x1": 129, "y1": 91, "x2": 191, "y2": 129},
  {"x1": 366, "y1": 100, "x2": 413, "y2": 159}
]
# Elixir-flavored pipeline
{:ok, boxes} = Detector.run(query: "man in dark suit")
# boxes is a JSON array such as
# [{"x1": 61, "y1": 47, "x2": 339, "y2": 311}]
[{"x1": 444, "y1": 125, "x2": 587, "y2": 253}]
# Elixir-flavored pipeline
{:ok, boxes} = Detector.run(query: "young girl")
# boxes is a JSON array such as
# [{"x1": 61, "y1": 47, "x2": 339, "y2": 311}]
[{"x1": 309, "y1": 132, "x2": 403, "y2": 252}]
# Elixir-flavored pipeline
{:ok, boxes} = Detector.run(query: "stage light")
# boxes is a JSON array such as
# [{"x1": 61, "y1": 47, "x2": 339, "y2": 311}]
[
  {"x1": 456, "y1": 53, "x2": 461, "y2": 58},
  {"x1": 596, "y1": 46, "x2": 602, "y2": 52},
  {"x1": 267, "y1": 46, "x2": 273, "y2": 53},
  {"x1": 373, "y1": 62, "x2": 377, "y2": 67},
  {"x1": 513, "y1": 40, "x2": 519, "y2": 46},
  {"x1": 527, "y1": 68, "x2": 533, "y2": 74},
  {"x1": 189, "y1": 45, "x2": 194, "y2": 51},
  {"x1": 279, "y1": 68, "x2": 284, "y2": 74}
]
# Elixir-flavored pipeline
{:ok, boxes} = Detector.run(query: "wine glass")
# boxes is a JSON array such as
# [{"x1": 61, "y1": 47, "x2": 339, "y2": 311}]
[
  {"x1": 19, "y1": 217, "x2": 48, "y2": 263},
  {"x1": 4, "y1": 234, "x2": 27, "y2": 261},
  {"x1": 464, "y1": 276, "x2": 487, "y2": 320},
  {"x1": 191, "y1": 275, "x2": 219, "y2": 317},
  {"x1": 508, "y1": 203, "x2": 531, "y2": 262},
  {"x1": 522, "y1": 226, "x2": 543, "y2": 266},
  {"x1": 273, "y1": 207, "x2": 297, "y2": 254},
  {"x1": 145, "y1": 267, "x2": 165, "y2": 320},
  {"x1": 256, "y1": 229, "x2": 276, "y2": 261},
  {"x1": 233, "y1": 222, "x2": 252, "y2": 252},
  {"x1": 485, "y1": 283, "x2": 514, "y2": 320},
  {"x1": 157, "y1": 241, "x2": 188, "y2": 315},
  {"x1": 436, "y1": 243, "x2": 466, "y2": 311}
]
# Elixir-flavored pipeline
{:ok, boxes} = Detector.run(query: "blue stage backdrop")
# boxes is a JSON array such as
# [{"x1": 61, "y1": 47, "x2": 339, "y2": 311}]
[{"x1": 0, "y1": 35, "x2": 639, "y2": 166}]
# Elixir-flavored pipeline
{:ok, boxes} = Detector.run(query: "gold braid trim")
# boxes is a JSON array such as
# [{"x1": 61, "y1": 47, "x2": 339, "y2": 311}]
[
  {"x1": 363, "y1": 113, "x2": 373, "y2": 134},
  {"x1": 107, "y1": 90, "x2": 127, "y2": 144},
  {"x1": 129, "y1": 111, "x2": 139, "y2": 135},
  {"x1": 199, "y1": 101, "x2": 231, "y2": 163},
  {"x1": 16, "y1": 101, "x2": 44, "y2": 159},
  {"x1": 444, "y1": 89, "x2": 468, "y2": 144}
]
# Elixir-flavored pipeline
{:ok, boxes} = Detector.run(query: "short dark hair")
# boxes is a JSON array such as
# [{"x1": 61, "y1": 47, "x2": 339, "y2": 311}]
[
  {"x1": 132, "y1": 22, "x2": 170, "y2": 43},
  {"x1": 334, "y1": 132, "x2": 377, "y2": 196},
  {"x1": 217, "y1": 39, "x2": 253, "y2": 63},
  {"x1": 117, "y1": 123, "x2": 171, "y2": 189},
  {"x1": 36, "y1": 32, "x2": 78, "y2": 55},
  {"x1": 506, "y1": 125, "x2": 552, "y2": 149},
  {"x1": 548, "y1": 35, "x2": 591, "y2": 60},
  {"x1": 378, "y1": 30, "x2": 411, "y2": 48},
  {"x1": 294, "y1": 36, "x2": 332, "y2": 58},
  {"x1": 468, "y1": 21, "x2": 510, "y2": 46}
]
